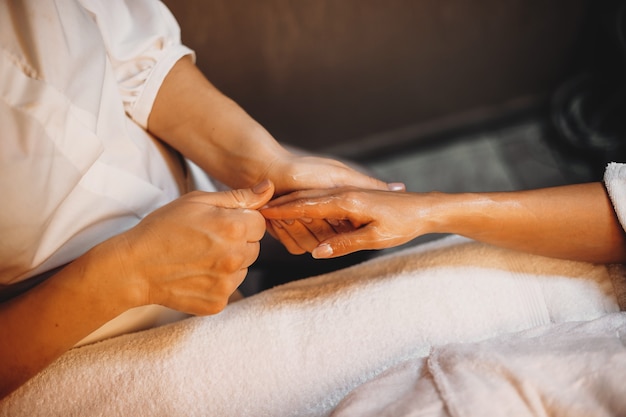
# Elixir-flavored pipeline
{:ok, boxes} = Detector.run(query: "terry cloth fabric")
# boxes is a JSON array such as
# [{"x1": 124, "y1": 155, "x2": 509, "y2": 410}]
[
  {"x1": 331, "y1": 312, "x2": 626, "y2": 417},
  {"x1": 0, "y1": 236, "x2": 620, "y2": 417},
  {"x1": 604, "y1": 162, "x2": 626, "y2": 310},
  {"x1": 605, "y1": 162, "x2": 626, "y2": 232}
]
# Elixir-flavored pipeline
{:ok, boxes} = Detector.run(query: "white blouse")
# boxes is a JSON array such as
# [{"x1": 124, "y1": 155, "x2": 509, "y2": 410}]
[{"x1": 0, "y1": 0, "x2": 200, "y2": 286}]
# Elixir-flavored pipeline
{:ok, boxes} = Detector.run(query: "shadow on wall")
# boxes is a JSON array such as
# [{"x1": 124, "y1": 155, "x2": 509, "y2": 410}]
[{"x1": 163, "y1": 0, "x2": 589, "y2": 154}]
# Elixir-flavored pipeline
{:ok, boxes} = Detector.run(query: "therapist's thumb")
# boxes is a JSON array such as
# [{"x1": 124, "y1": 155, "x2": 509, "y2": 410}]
[{"x1": 210, "y1": 179, "x2": 275, "y2": 210}]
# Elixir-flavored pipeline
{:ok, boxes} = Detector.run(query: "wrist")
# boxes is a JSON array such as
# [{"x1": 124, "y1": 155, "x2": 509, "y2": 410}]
[
  {"x1": 423, "y1": 192, "x2": 494, "y2": 236},
  {"x1": 196, "y1": 123, "x2": 289, "y2": 190},
  {"x1": 78, "y1": 235, "x2": 147, "y2": 314}
]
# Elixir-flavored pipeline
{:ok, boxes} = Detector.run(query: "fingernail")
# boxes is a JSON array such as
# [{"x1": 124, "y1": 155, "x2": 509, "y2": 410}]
[
  {"x1": 300, "y1": 217, "x2": 312, "y2": 224},
  {"x1": 283, "y1": 219, "x2": 294, "y2": 225},
  {"x1": 387, "y1": 182, "x2": 406, "y2": 191},
  {"x1": 312, "y1": 243, "x2": 333, "y2": 258},
  {"x1": 252, "y1": 179, "x2": 272, "y2": 194},
  {"x1": 328, "y1": 219, "x2": 340, "y2": 226}
]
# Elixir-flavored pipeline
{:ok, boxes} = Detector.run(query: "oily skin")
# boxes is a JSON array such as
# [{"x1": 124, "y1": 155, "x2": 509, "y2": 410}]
[
  {"x1": 261, "y1": 183, "x2": 626, "y2": 264},
  {"x1": 147, "y1": 55, "x2": 399, "y2": 250}
]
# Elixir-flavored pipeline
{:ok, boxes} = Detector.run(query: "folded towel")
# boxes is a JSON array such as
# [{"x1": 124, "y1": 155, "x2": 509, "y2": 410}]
[
  {"x1": 331, "y1": 312, "x2": 626, "y2": 417},
  {"x1": 602, "y1": 163, "x2": 626, "y2": 310},
  {"x1": 604, "y1": 162, "x2": 626, "y2": 232},
  {"x1": 0, "y1": 236, "x2": 619, "y2": 417}
]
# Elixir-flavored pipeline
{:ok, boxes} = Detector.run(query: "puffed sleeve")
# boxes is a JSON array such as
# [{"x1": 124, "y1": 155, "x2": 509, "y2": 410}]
[
  {"x1": 604, "y1": 162, "x2": 626, "y2": 232},
  {"x1": 78, "y1": 0, "x2": 195, "y2": 128}
]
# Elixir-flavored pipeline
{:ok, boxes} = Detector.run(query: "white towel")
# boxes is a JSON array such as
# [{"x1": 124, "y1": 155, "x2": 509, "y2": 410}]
[
  {"x1": 0, "y1": 236, "x2": 619, "y2": 417},
  {"x1": 331, "y1": 312, "x2": 626, "y2": 417},
  {"x1": 604, "y1": 162, "x2": 626, "y2": 232}
]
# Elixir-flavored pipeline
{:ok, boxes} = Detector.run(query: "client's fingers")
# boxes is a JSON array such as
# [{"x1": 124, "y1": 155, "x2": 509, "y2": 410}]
[
  {"x1": 312, "y1": 228, "x2": 382, "y2": 259},
  {"x1": 269, "y1": 220, "x2": 306, "y2": 255},
  {"x1": 327, "y1": 219, "x2": 357, "y2": 234},
  {"x1": 278, "y1": 219, "x2": 321, "y2": 253},
  {"x1": 298, "y1": 218, "x2": 338, "y2": 242}
]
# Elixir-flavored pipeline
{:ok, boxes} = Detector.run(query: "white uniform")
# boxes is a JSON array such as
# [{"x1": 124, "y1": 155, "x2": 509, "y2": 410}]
[{"x1": 0, "y1": 0, "x2": 210, "y2": 343}]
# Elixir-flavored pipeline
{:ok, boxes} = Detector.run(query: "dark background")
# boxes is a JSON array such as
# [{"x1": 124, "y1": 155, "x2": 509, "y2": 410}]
[{"x1": 162, "y1": 0, "x2": 593, "y2": 157}]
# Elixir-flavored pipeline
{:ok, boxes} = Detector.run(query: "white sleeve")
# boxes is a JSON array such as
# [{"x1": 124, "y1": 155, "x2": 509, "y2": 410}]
[
  {"x1": 78, "y1": 0, "x2": 195, "y2": 128},
  {"x1": 604, "y1": 162, "x2": 626, "y2": 232}
]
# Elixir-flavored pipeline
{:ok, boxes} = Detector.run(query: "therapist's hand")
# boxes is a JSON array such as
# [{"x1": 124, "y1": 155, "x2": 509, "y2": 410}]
[
  {"x1": 265, "y1": 154, "x2": 398, "y2": 196},
  {"x1": 109, "y1": 180, "x2": 274, "y2": 315},
  {"x1": 261, "y1": 186, "x2": 425, "y2": 258}
]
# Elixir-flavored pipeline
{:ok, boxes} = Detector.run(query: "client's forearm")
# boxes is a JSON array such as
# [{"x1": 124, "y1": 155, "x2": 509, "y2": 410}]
[{"x1": 430, "y1": 183, "x2": 626, "y2": 263}]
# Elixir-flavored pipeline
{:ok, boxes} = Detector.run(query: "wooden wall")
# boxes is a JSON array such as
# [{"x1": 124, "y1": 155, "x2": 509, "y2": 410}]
[{"x1": 163, "y1": 0, "x2": 589, "y2": 155}]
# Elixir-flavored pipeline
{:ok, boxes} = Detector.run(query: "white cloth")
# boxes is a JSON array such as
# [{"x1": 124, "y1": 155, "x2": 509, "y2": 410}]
[
  {"x1": 0, "y1": 0, "x2": 198, "y2": 286},
  {"x1": 331, "y1": 312, "x2": 626, "y2": 417},
  {"x1": 605, "y1": 162, "x2": 626, "y2": 233},
  {"x1": 0, "y1": 236, "x2": 620, "y2": 416}
]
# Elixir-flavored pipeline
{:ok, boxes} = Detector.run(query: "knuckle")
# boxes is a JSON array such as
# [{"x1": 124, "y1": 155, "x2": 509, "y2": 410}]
[
  {"x1": 334, "y1": 238, "x2": 352, "y2": 252},
  {"x1": 228, "y1": 189, "x2": 248, "y2": 207},
  {"x1": 218, "y1": 252, "x2": 245, "y2": 272},
  {"x1": 221, "y1": 218, "x2": 247, "y2": 240},
  {"x1": 340, "y1": 190, "x2": 361, "y2": 206}
]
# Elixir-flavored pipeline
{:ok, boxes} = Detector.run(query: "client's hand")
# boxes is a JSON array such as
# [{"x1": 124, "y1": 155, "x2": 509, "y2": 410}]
[
  {"x1": 261, "y1": 187, "x2": 427, "y2": 258},
  {"x1": 262, "y1": 153, "x2": 405, "y2": 254},
  {"x1": 265, "y1": 217, "x2": 357, "y2": 255},
  {"x1": 109, "y1": 180, "x2": 274, "y2": 315}
]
